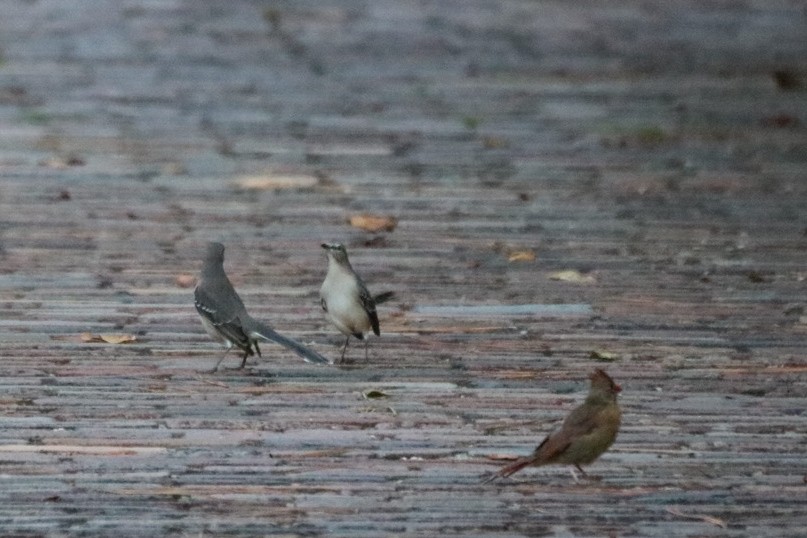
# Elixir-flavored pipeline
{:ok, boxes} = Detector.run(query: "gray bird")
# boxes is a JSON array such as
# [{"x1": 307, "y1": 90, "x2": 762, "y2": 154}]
[
  {"x1": 195, "y1": 242, "x2": 329, "y2": 372},
  {"x1": 319, "y1": 243, "x2": 390, "y2": 362}
]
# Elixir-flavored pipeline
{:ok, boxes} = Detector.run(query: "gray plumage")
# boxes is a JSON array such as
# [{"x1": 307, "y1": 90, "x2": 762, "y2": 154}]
[
  {"x1": 195, "y1": 242, "x2": 329, "y2": 372},
  {"x1": 320, "y1": 243, "x2": 387, "y2": 362}
]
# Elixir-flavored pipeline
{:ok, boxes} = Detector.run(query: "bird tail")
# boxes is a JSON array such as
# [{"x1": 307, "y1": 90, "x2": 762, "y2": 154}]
[
  {"x1": 481, "y1": 455, "x2": 536, "y2": 483},
  {"x1": 373, "y1": 291, "x2": 395, "y2": 305},
  {"x1": 248, "y1": 321, "x2": 331, "y2": 365}
]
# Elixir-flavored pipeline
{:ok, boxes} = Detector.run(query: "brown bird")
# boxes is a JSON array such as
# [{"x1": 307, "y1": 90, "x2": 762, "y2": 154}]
[{"x1": 485, "y1": 369, "x2": 621, "y2": 482}]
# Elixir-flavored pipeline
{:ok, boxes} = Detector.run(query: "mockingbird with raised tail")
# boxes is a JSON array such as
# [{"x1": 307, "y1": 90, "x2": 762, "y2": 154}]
[
  {"x1": 320, "y1": 243, "x2": 392, "y2": 362},
  {"x1": 195, "y1": 242, "x2": 330, "y2": 372}
]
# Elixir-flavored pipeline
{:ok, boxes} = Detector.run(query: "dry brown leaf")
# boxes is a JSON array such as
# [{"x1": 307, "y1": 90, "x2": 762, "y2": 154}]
[
  {"x1": 507, "y1": 250, "x2": 536, "y2": 262},
  {"x1": 81, "y1": 333, "x2": 136, "y2": 344},
  {"x1": 233, "y1": 174, "x2": 318, "y2": 190},
  {"x1": 549, "y1": 269, "x2": 596, "y2": 284},
  {"x1": 349, "y1": 213, "x2": 398, "y2": 233},
  {"x1": 589, "y1": 349, "x2": 620, "y2": 362},
  {"x1": 80, "y1": 332, "x2": 102, "y2": 343},
  {"x1": 665, "y1": 507, "x2": 727, "y2": 528},
  {"x1": 175, "y1": 273, "x2": 196, "y2": 288},
  {"x1": 482, "y1": 136, "x2": 509, "y2": 149},
  {"x1": 100, "y1": 334, "x2": 137, "y2": 344},
  {"x1": 486, "y1": 453, "x2": 520, "y2": 461}
]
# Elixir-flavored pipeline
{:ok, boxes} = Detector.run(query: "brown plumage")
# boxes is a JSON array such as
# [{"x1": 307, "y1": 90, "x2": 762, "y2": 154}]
[{"x1": 486, "y1": 369, "x2": 621, "y2": 482}]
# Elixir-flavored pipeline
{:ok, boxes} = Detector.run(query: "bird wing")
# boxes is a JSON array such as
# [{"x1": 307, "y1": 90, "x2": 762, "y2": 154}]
[
  {"x1": 357, "y1": 280, "x2": 380, "y2": 336},
  {"x1": 194, "y1": 286, "x2": 252, "y2": 350},
  {"x1": 531, "y1": 403, "x2": 614, "y2": 464}
]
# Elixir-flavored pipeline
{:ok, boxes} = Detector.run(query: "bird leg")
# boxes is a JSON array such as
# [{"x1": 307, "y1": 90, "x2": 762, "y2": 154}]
[
  {"x1": 226, "y1": 349, "x2": 251, "y2": 371},
  {"x1": 227, "y1": 343, "x2": 258, "y2": 371},
  {"x1": 574, "y1": 464, "x2": 602, "y2": 481},
  {"x1": 338, "y1": 336, "x2": 350, "y2": 363},
  {"x1": 364, "y1": 338, "x2": 369, "y2": 361},
  {"x1": 209, "y1": 348, "x2": 231, "y2": 374},
  {"x1": 569, "y1": 466, "x2": 581, "y2": 483}
]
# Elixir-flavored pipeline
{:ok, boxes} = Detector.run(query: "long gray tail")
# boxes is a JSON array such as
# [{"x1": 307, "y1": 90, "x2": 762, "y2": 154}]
[{"x1": 248, "y1": 320, "x2": 330, "y2": 365}]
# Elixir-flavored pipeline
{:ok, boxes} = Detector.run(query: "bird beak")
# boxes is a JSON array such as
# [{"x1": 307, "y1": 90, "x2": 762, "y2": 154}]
[
  {"x1": 321, "y1": 243, "x2": 329, "y2": 250},
  {"x1": 614, "y1": 384, "x2": 622, "y2": 393}
]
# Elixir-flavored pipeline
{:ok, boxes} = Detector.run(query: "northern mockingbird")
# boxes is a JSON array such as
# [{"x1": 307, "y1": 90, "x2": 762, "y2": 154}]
[
  {"x1": 319, "y1": 243, "x2": 391, "y2": 362},
  {"x1": 195, "y1": 242, "x2": 329, "y2": 372}
]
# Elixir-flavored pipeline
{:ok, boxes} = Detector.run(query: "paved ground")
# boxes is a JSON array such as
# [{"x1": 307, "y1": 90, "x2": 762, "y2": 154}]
[{"x1": 0, "y1": 1, "x2": 806, "y2": 536}]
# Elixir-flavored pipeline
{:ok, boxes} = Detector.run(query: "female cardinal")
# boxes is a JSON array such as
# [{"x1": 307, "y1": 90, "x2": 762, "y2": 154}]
[{"x1": 486, "y1": 369, "x2": 621, "y2": 481}]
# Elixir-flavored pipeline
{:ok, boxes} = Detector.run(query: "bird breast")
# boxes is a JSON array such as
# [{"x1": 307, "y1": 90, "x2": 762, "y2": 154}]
[{"x1": 321, "y1": 268, "x2": 370, "y2": 336}]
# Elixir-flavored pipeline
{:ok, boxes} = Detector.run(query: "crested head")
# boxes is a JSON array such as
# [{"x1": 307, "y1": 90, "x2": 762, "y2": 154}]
[
  {"x1": 204, "y1": 242, "x2": 226, "y2": 265},
  {"x1": 589, "y1": 368, "x2": 621, "y2": 399},
  {"x1": 321, "y1": 242, "x2": 350, "y2": 264}
]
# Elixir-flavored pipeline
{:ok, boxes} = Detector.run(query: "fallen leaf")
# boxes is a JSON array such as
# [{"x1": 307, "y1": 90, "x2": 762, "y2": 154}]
[
  {"x1": 665, "y1": 507, "x2": 727, "y2": 528},
  {"x1": 487, "y1": 453, "x2": 520, "y2": 461},
  {"x1": 100, "y1": 334, "x2": 137, "y2": 344},
  {"x1": 349, "y1": 214, "x2": 398, "y2": 233},
  {"x1": 80, "y1": 333, "x2": 136, "y2": 344},
  {"x1": 175, "y1": 273, "x2": 196, "y2": 288},
  {"x1": 362, "y1": 389, "x2": 389, "y2": 400},
  {"x1": 589, "y1": 349, "x2": 620, "y2": 362},
  {"x1": 549, "y1": 269, "x2": 596, "y2": 283},
  {"x1": 507, "y1": 250, "x2": 536, "y2": 263},
  {"x1": 482, "y1": 136, "x2": 509, "y2": 149},
  {"x1": 233, "y1": 174, "x2": 318, "y2": 190}
]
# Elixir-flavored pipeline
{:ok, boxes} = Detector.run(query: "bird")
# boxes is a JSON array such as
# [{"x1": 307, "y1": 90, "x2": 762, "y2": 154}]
[
  {"x1": 484, "y1": 369, "x2": 621, "y2": 482},
  {"x1": 194, "y1": 242, "x2": 330, "y2": 372},
  {"x1": 319, "y1": 243, "x2": 389, "y2": 363}
]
